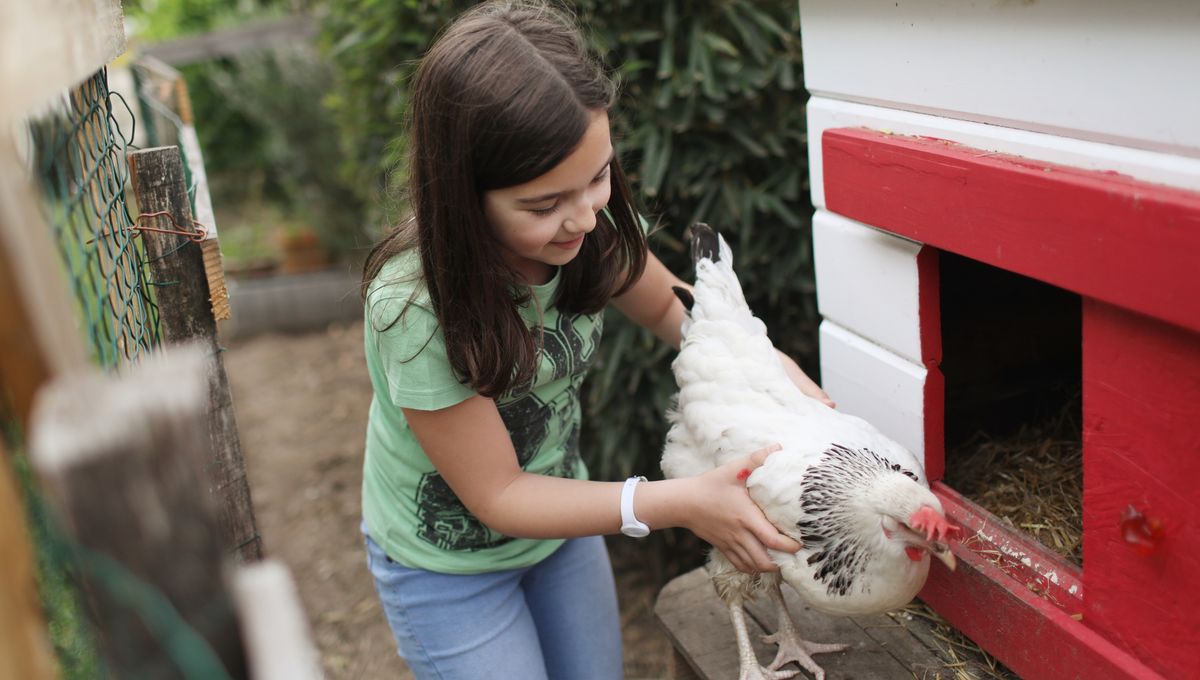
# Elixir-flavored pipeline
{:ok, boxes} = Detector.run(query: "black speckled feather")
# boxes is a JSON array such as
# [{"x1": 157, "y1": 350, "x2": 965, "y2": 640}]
[{"x1": 796, "y1": 444, "x2": 920, "y2": 597}]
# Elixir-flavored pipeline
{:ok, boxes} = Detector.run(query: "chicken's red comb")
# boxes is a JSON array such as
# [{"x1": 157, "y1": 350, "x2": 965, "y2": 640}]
[{"x1": 908, "y1": 506, "x2": 962, "y2": 542}]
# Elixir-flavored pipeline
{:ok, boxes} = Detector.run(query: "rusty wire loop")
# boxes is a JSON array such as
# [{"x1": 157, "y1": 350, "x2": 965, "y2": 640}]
[{"x1": 89, "y1": 210, "x2": 208, "y2": 244}]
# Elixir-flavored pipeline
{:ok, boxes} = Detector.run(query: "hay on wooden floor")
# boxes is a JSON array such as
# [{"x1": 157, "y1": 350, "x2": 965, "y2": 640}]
[
  {"x1": 944, "y1": 397, "x2": 1083, "y2": 566},
  {"x1": 894, "y1": 603, "x2": 1018, "y2": 680}
]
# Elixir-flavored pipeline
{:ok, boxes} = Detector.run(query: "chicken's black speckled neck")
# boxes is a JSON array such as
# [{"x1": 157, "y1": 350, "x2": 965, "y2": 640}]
[{"x1": 796, "y1": 444, "x2": 921, "y2": 597}]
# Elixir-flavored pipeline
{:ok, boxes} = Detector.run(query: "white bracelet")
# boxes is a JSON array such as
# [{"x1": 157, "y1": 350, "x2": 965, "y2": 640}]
[{"x1": 620, "y1": 476, "x2": 650, "y2": 538}]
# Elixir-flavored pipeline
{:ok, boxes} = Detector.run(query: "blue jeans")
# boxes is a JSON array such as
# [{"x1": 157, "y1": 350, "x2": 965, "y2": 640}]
[{"x1": 364, "y1": 530, "x2": 623, "y2": 680}]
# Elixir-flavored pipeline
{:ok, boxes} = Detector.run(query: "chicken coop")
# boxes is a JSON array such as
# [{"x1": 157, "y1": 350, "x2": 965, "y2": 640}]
[{"x1": 800, "y1": 1, "x2": 1200, "y2": 679}]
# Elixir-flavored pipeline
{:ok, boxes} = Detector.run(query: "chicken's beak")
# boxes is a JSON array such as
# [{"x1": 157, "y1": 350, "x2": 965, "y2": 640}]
[{"x1": 930, "y1": 542, "x2": 956, "y2": 571}]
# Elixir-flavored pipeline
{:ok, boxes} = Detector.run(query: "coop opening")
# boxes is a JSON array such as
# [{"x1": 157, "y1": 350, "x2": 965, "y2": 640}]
[{"x1": 938, "y1": 251, "x2": 1083, "y2": 566}]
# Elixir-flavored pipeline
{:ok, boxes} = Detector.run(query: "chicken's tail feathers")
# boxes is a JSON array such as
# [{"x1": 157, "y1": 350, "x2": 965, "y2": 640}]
[
  {"x1": 689, "y1": 223, "x2": 720, "y2": 265},
  {"x1": 684, "y1": 223, "x2": 762, "y2": 336},
  {"x1": 672, "y1": 285, "x2": 694, "y2": 312}
]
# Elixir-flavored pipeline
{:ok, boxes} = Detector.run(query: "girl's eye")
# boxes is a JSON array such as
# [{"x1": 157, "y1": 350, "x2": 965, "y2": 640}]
[
  {"x1": 591, "y1": 167, "x2": 611, "y2": 185},
  {"x1": 530, "y1": 204, "x2": 559, "y2": 216}
]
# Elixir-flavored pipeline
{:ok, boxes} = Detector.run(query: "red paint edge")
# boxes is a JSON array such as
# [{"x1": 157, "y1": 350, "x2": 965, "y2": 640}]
[
  {"x1": 822, "y1": 128, "x2": 1200, "y2": 334},
  {"x1": 916, "y1": 246, "x2": 944, "y2": 482},
  {"x1": 922, "y1": 483, "x2": 1164, "y2": 680}
]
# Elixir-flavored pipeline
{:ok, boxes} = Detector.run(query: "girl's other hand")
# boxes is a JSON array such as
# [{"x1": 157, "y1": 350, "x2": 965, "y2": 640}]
[{"x1": 684, "y1": 443, "x2": 802, "y2": 574}]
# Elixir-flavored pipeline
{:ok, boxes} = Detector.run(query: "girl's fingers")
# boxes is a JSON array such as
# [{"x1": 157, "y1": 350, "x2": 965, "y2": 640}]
[
  {"x1": 758, "y1": 525, "x2": 802, "y2": 553},
  {"x1": 745, "y1": 442, "x2": 782, "y2": 468}
]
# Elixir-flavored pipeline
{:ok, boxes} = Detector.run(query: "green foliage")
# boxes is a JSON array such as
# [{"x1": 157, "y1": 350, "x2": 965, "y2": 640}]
[
  {"x1": 125, "y1": 0, "x2": 292, "y2": 42},
  {"x1": 202, "y1": 45, "x2": 370, "y2": 259},
  {"x1": 578, "y1": 1, "x2": 817, "y2": 483},
  {"x1": 128, "y1": 1, "x2": 366, "y2": 261},
  {"x1": 321, "y1": 1, "x2": 817, "y2": 568},
  {"x1": 319, "y1": 0, "x2": 456, "y2": 224}
]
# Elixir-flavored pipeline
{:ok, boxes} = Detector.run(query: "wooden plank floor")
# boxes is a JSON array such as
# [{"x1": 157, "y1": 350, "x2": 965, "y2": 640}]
[{"x1": 655, "y1": 568, "x2": 950, "y2": 679}]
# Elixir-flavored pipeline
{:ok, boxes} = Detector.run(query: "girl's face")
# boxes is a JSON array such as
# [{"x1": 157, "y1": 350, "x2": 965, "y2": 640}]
[{"x1": 483, "y1": 110, "x2": 614, "y2": 284}]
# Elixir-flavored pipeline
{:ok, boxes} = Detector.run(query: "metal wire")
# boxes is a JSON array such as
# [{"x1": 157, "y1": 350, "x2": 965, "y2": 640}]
[{"x1": 29, "y1": 67, "x2": 164, "y2": 367}]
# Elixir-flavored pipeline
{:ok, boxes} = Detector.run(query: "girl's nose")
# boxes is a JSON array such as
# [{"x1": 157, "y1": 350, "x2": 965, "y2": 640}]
[{"x1": 564, "y1": 200, "x2": 597, "y2": 235}]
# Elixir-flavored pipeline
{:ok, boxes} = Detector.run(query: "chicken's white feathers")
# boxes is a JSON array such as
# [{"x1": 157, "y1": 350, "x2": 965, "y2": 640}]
[{"x1": 663, "y1": 224, "x2": 946, "y2": 617}]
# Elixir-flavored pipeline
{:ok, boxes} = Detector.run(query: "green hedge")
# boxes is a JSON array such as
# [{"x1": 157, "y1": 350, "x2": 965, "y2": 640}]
[{"x1": 322, "y1": 0, "x2": 817, "y2": 573}]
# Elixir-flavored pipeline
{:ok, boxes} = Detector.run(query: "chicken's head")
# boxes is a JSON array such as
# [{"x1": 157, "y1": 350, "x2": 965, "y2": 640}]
[{"x1": 872, "y1": 475, "x2": 959, "y2": 571}]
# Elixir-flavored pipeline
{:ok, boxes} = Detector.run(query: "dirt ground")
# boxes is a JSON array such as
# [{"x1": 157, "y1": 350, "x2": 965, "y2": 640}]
[{"x1": 225, "y1": 320, "x2": 670, "y2": 680}]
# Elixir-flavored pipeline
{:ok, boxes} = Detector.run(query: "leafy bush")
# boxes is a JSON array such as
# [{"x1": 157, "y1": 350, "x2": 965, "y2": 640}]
[
  {"x1": 128, "y1": 1, "x2": 367, "y2": 262},
  {"x1": 203, "y1": 44, "x2": 369, "y2": 259},
  {"x1": 322, "y1": 0, "x2": 816, "y2": 574}
]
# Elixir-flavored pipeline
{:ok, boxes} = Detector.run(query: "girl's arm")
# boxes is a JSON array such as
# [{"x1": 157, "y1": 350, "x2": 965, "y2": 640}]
[
  {"x1": 612, "y1": 251, "x2": 835, "y2": 406},
  {"x1": 403, "y1": 397, "x2": 796, "y2": 573}
]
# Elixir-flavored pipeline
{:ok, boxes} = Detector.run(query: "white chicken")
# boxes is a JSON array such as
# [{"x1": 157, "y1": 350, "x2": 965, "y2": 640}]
[{"x1": 662, "y1": 224, "x2": 959, "y2": 680}]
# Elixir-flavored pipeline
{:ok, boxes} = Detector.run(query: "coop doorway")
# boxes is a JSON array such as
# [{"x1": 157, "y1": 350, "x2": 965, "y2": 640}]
[{"x1": 938, "y1": 251, "x2": 1083, "y2": 566}]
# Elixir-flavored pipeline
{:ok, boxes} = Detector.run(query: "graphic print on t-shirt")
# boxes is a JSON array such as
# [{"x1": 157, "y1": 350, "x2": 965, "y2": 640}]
[{"x1": 413, "y1": 311, "x2": 602, "y2": 551}]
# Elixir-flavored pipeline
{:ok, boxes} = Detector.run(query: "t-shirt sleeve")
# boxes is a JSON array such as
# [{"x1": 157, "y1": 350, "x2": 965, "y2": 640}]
[{"x1": 371, "y1": 300, "x2": 476, "y2": 411}]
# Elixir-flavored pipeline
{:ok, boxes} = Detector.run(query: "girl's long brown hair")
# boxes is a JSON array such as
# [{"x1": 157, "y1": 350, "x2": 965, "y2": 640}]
[{"x1": 363, "y1": 1, "x2": 647, "y2": 398}]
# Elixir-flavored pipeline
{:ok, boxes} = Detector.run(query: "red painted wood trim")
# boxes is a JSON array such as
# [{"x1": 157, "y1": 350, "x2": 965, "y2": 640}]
[
  {"x1": 916, "y1": 245, "x2": 944, "y2": 482},
  {"x1": 1082, "y1": 300, "x2": 1200, "y2": 679},
  {"x1": 922, "y1": 483, "x2": 1165, "y2": 680},
  {"x1": 822, "y1": 128, "x2": 1200, "y2": 334}
]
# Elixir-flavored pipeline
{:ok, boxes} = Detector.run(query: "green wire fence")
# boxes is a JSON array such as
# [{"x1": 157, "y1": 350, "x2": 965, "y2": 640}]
[
  {"x1": 28, "y1": 67, "x2": 162, "y2": 368},
  {"x1": 17, "y1": 65, "x2": 235, "y2": 679}
]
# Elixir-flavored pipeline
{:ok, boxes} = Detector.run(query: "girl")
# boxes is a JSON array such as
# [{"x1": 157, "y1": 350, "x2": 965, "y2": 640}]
[{"x1": 360, "y1": 2, "x2": 833, "y2": 678}]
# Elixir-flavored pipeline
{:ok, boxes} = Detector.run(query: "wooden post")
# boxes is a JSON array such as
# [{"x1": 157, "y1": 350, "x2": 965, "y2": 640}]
[
  {"x1": 0, "y1": 440, "x2": 57, "y2": 680},
  {"x1": 0, "y1": 0, "x2": 126, "y2": 124},
  {"x1": 127, "y1": 145, "x2": 263, "y2": 563},
  {"x1": 28, "y1": 345, "x2": 248, "y2": 679},
  {"x1": 231, "y1": 560, "x2": 324, "y2": 680}
]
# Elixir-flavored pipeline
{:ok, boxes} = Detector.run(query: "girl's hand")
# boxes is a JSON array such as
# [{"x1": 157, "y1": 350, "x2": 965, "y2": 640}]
[
  {"x1": 683, "y1": 444, "x2": 802, "y2": 574},
  {"x1": 776, "y1": 349, "x2": 836, "y2": 409}
]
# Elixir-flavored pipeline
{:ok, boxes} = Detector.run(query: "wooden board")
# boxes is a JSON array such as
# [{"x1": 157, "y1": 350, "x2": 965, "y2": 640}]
[
  {"x1": 0, "y1": 441, "x2": 56, "y2": 680},
  {"x1": 922, "y1": 484, "x2": 1164, "y2": 680},
  {"x1": 822, "y1": 127, "x2": 1200, "y2": 335},
  {"x1": 656, "y1": 568, "x2": 947, "y2": 679},
  {"x1": 0, "y1": 125, "x2": 88, "y2": 427},
  {"x1": 798, "y1": 0, "x2": 1200, "y2": 156},
  {"x1": 0, "y1": 0, "x2": 125, "y2": 123},
  {"x1": 819, "y1": 321, "x2": 927, "y2": 458},
  {"x1": 813, "y1": 211, "x2": 924, "y2": 365},
  {"x1": 128, "y1": 146, "x2": 263, "y2": 563},
  {"x1": 1081, "y1": 301, "x2": 1200, "y2": 679},
  {"x1": 806, "y1": 98, "x2": 1200, "y2": 211}
]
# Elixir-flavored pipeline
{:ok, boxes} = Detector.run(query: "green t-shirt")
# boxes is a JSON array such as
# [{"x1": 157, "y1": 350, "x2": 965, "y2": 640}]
[{"x1": 361, "y1": 249, "x2": 603, "y2": 574}]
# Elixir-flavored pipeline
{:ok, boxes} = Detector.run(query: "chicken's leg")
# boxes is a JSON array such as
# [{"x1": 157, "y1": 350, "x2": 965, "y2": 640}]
[
  {"x1": 708, "y1": 555, "x2": 798, "y2": 680},
  {"x1": 726, "y1": 601, "x2": 799, "y2": 680},
  {"x1": 760, "y1": 578, "x2": 848, "y2": 680}
]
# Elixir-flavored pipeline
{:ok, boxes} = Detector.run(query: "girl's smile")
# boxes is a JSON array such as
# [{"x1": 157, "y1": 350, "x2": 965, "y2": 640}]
[
  {"x1": 551, "y1": 235, "x2": 585, "y2": 250},
  {"x1": 483, "y1": 111, "x2": 614, "y2": 284}
]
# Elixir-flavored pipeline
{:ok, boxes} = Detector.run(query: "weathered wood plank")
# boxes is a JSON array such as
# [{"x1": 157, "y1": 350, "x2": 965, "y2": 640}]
[
  {"x1": 0, "y1": 0, "x2": 126, "y2": 123},
  {"x1": 0, "y1": 127, "x2": 88, "y2": 427},
  {"x1": 0, "y1": 440, "x2": 56, "y2": 680},
  {"x1": 743, "y1": 585, "x2": 919, "y2": 678},
  {"x1": 659, "y1": 568, "x2": 950, "y2": 679},
  {"x1": 28, "y1": 345, "x2": 248, "y2": 679},
  {"x1": 231, "y1": 560, "x2": 324, "y2": 680},
  {"x1": 128, "y1": 146, "x2": 263, "y2": 563},
  {"x1": 141, "y1": 16, "x2": 316, "y2": 67},
  {"x1": 655, "y1": 568, "x2": 775, "y2": 679}
]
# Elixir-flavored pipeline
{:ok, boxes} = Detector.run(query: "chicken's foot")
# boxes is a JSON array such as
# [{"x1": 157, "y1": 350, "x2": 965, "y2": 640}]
[
  {"x1": 760, "y1": 582, "x2": 848, "y2": 680},
  {"x1": 727, "y1": 602, "x2": 799, "y2": 680}
]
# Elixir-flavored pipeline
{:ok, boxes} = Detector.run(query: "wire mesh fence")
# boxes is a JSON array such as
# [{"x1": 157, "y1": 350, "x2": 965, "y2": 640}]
[{"x1": 27, "y1": 67, "x2": 161, "y2": 368}]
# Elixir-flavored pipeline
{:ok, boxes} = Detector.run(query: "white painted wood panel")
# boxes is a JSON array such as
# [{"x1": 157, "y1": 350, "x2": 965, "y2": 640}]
[
  {"x1": 813, "y1": 210, "x2": 924, "y2": 365},
  {"x1": 819, "y1": 320, "x2": 926, "y2": 457},
  {"x1": 0, "y1": 0, "x2": 126, "y2": 123},
  {"x1": 798, "y1": 0, "x2": 1200, "y2": 157},
  {"x1": 807, "y1": 97, "x2": 1200, "y2": 210}
]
